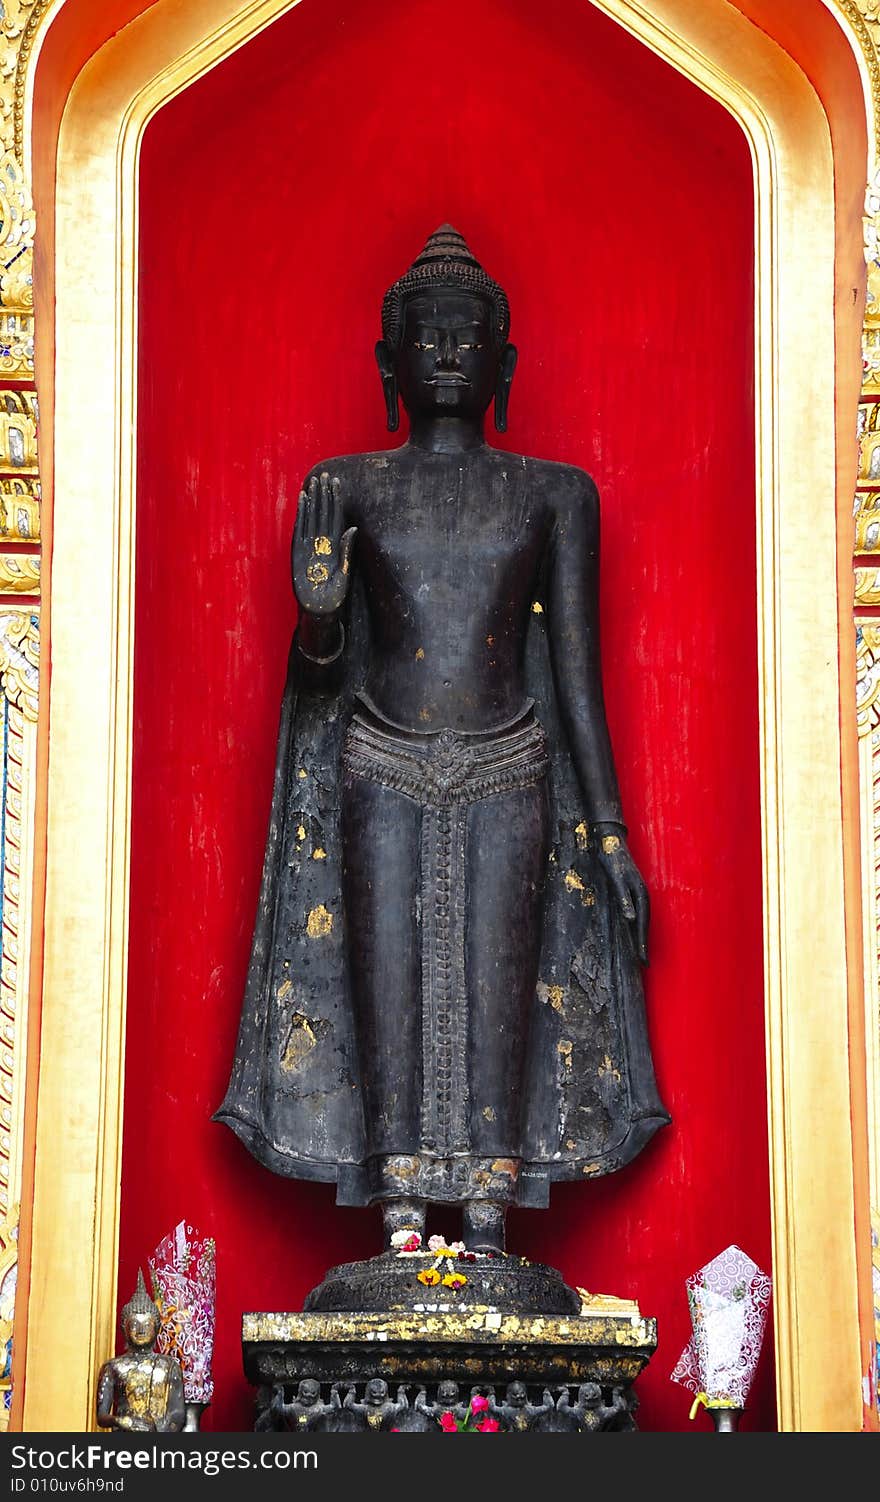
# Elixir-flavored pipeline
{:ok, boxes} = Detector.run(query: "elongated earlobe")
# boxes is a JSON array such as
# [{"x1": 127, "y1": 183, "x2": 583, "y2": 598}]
[
  {"x1": 375, "y1": 339, "x2": 400, "y2": 432},
  {"x1": 494, "y1": 343, "x2": 518, "y2": 433}
]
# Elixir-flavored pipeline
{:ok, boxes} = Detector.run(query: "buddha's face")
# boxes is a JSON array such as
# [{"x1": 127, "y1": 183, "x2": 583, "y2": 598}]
[
  {"x1": 579, "y1": 1383, "x2": 601, "y2": 1407},
  {"x1": 366, "y1": 1378, "x2": 388, "y2": 1403},
  {"x1": 396, "y1": 291, "x2": 498, "y2": 420},
  {"x1": 437, "y1": 1381, "x2": 459, "y2": 1404},
  {"x1": 124, "y1": 1312, "x2": 158, "y2": 1349},
  {"x1": 298, "y1": 1380, "x2": 320, "y2": 1406},
  {"x1": 507, "y1": 1382, "x2": 527, "y2": 1407}
]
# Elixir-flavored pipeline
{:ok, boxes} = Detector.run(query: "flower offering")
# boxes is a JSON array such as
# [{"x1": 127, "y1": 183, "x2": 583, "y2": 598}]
[
  {"x1": 148, "y1": 1221, "x2": 216, "y2": 1404},
  {"x1": 671, "y1": 1244, "x2": 771, "y2": 1417}
]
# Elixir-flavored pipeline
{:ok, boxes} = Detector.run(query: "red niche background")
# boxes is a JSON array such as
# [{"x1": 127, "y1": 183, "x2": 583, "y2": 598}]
[{"x1": 126, "y1": 0, "x2": 769, "y2": 1432}]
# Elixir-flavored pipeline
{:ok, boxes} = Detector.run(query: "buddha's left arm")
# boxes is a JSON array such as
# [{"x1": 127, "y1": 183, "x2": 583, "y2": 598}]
[
  {"x1": 545, "y1": 474, "x2": 622, "y2": 825},
  {"x1": 160, "y1": 1359, "x2": 186, "y2": 1433},
  {"x1": 547, "y1": 475, "x2": 650, "y2": 963}
]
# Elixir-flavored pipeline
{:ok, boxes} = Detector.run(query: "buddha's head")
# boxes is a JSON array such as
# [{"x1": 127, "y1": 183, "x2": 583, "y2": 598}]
[
  {"x1": 120, "y1": 1269, "x2": 161, "y2": 1351},
  {"x1": 437, "y1": 1380, "x2": 459, "y2": 1405},
  {"x1": 365, "y1": 1378, "x2": 389, "y2": 1404},
  {"x1": 297, "y1": 1379, "x2": 321, "y2": 1407},
  {"x1": 377, "y1": 226, "x2": 517, "y2": 434},
  {"x1": 506, "y1": 1381, "x2": 528, "y2": 1407},
  {"x1": 578, "y1": 1382, "x2": 602, "y2": 1409}
]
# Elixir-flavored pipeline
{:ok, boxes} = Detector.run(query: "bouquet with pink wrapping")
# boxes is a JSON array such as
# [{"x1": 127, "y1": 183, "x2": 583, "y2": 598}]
[
  {"x1": 149, "y1": 1222, "x2": 216, "y2": 1404},
  {"x1": 671, "y1": 1244, "x2": 771, "y2": 1416}
]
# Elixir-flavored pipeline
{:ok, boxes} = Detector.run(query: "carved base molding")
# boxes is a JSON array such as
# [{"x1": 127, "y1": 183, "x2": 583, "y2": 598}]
[
  {"x1": 254, "y1": 1379, "x2": 638, "y2": 1433},
  {"x1": 243, "y1": 1305, "x2": 655, "y2": 1433}
]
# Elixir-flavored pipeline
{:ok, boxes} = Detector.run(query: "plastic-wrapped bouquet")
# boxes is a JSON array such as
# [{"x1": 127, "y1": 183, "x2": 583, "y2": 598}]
[
  {"x1": 149, "y1": 1222, "x2": 216, "y2": 1405},
  {"x1": 671, "y1": 1245, "x2": 771, "y2": 1425}
]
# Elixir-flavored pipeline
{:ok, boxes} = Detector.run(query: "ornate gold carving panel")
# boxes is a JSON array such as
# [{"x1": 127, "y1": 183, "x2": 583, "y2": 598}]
[
  {"x1": 0, "y1": 480, "x2": 39, "y2": 545},
  {"x1": 856, "y1": 566, "x2": 880, "y2": 606},
  {"x1": 0, "y1": 609, "x2": 37, "y2": 1428},
  {"x1": 0, "y1": 0, "x2": 46, "y2": 1429},
  {"x1": 0, "y1": 557, "x2": 38, "y2": 595},
  {"x1": 0, "y1": 393, "x2": 37, "y2": 475}
]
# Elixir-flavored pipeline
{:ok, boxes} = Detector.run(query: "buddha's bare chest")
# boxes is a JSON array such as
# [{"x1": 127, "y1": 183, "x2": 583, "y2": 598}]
[{"x1": 353, "y1": 471, "x2": 547, "y2": 607}]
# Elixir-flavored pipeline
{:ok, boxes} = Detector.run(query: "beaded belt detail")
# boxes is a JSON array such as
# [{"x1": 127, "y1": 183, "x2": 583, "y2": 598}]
[{"x1": 341, "y1": 710, "x2": 548, "y2": 807}]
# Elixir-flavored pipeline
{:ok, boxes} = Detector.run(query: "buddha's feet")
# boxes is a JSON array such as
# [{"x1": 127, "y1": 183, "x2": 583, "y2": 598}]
[
  {"x1": 381, "y1": 1198, "x2": 427, "y2": 1250},
  {"x1": 462, "y1": 1198, "x2": 506, "y2": 1253}
]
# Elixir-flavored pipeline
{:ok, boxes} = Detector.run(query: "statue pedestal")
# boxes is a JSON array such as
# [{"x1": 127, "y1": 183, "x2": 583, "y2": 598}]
[{"x1": 242, "y1": 1296, "x2": 657, "y2": 1432}]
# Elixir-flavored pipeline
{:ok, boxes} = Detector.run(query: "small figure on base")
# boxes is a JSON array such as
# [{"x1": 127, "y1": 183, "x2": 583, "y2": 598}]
[
  {"x1": 343, "y1": 1377, "x2": 407, "y2": 1431},
  {"x1": 267, "y1": 1378, "x2": 339, "y2": 1431},
  {"x1": 490, "y1": 1381, "x2": 553, "y2": 1432},
  {"x1": 571, "y1": 1382, "x2": 630, "y2": 1432}
]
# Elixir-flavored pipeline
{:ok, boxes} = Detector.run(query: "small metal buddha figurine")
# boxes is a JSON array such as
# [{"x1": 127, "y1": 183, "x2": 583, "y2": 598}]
[
  {"x1": 216, "y1": 225, "x2": 669, "y2": 1257},
  {"x1": 95, "y1": 1271, "x2": 185, "y2": 1433}
]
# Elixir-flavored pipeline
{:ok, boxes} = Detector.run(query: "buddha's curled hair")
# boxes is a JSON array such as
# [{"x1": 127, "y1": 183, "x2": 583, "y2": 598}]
[{"x1": 382, "y1": 224, "x2": 510, "y2": 350}]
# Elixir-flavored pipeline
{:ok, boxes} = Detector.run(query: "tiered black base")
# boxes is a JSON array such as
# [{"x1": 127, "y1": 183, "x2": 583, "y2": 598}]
[{"x1": 243, "y1": 1268, "x2": 657, "y2": 1433}]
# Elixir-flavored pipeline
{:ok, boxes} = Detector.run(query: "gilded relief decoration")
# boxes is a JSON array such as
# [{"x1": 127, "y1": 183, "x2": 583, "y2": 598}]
[
  {"x1": 0, "y1": 392, "x2": 38, "y2": 474},
  {"x1": 856, "y1": 624, "x2": 880, "y2": 739},
  {"x1": 0, "y1": 153, "x2": 34, "y2": 381},
  {"x1": 0, "y1": 0, "x2": 47, "y2": 1428},
  {"x1": 0, "y1": 557, "x2": 38, "y2": 594},
  {"x1": 0, "y1": 610, "x2": 37, "y2": 1430},
  {"x1": 856, "y1": 566, "x2": 880, "y2": 607},
  {"x1": 0, "y1": 1209, "x2": 17, "y2": 1427},
  {"x1": 0, "y1": 480, "x2": 38, "y2": 544}
]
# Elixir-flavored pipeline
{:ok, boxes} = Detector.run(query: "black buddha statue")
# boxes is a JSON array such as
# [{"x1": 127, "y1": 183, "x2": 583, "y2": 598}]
[{"x1": 216, "y1": 226, "x2": 669, "y2": 1255}]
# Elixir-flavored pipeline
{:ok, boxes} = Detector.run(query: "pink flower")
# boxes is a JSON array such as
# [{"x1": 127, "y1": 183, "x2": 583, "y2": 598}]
[
  {"x1": 439, "y1": 1412, "x2": 458, "y2": 1433},
  {"x1": 391, "y1": 1228, "x2": 421, "y2": 1251},
  {"x1": 477, "y1": 1417, "x2": 500, "y2": 1432},
  {"x1": 471, "y1": 1395, "x2": 489, "y2": 1414},
  {"x1": 428, "y1": 1234, "x2": 447, "y2": 1252}
]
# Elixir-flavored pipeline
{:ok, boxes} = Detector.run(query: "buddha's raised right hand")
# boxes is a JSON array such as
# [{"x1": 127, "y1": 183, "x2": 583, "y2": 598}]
[{"x1": 292, "y1": 471, "x2": 357, "y2": 619}]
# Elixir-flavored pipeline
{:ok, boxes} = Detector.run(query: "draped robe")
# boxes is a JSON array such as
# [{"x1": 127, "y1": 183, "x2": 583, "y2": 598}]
[{"x1": 215, "y1": 579, "x2": 669, "y2": 1206}]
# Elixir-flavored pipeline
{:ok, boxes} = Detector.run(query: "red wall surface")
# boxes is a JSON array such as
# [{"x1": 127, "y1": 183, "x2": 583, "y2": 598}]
[{"x1": 126, "y1": 0, "x2": 770, "y2": 1431}]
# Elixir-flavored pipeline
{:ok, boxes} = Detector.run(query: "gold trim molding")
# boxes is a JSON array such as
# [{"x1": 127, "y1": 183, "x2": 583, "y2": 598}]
[
  {"x1": 857, "y1": 623, "x2": 880, "y2": 1221},
  {"x1": 5, "y1": 0, "x2": 873, "y2": 1435},
  {"x1": 840, "y1": 2, "x2": 880, "y2": 1421}
]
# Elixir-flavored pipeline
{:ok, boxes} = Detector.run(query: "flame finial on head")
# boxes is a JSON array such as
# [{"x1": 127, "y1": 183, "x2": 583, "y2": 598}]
[
  {"x1": 382, "y1": 225, "x2": 510, "y2": 349},
  {"x1": 120, "y1": 1268, "x2": 160, "y2": 1330}
]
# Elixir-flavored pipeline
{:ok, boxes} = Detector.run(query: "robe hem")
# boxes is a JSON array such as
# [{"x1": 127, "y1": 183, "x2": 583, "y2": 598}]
[{"x1": 213, "y1": 1104, "x2": 671, "y2": 1207}]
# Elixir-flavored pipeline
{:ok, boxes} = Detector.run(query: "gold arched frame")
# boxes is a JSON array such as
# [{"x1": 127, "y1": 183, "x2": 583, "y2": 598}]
[{"x1": 15, "y1": 0, "x2": 871, "y2": 1431}]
